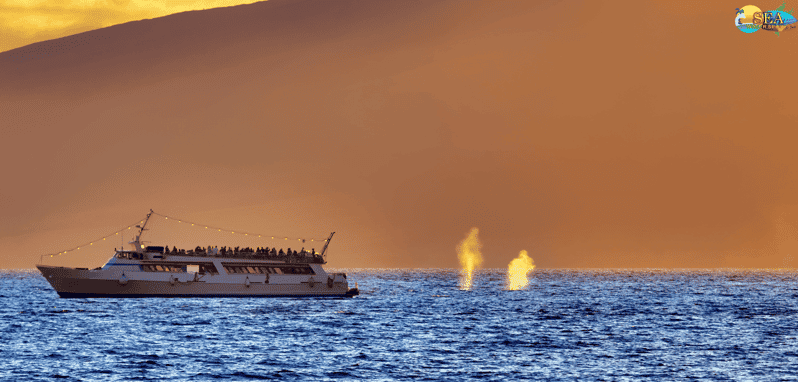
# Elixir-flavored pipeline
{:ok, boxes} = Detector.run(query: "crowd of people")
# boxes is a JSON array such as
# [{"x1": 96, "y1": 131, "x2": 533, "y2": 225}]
[{"x1": 160, "y1": 245, "x2": 324, "y2": 263}]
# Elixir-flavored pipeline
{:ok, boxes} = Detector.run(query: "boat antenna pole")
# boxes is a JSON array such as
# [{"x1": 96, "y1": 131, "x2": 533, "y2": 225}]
[
  {"x1": 137, "y1": 209, "x2": 154, "y2": 237},
  {"x1": 129, "y1": 209, "x2": 153, "y2": 253},
  {"x1": 320, "y1": 232, "x2": 335, "y2": 260}
]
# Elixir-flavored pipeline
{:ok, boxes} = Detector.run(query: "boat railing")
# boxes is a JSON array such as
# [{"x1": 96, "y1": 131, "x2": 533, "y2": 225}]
[{"x1": 151, "y1": 250, "x2": 325, "y2": 264}]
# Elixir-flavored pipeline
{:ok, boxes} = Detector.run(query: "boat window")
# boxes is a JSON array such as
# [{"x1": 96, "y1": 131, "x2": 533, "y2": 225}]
[
  {"x1": 143, "y1": 264, "x2": 191, "y2": 272},
  {"x1": 218, "y1": 265, "x2": 314, "y2": 275}
]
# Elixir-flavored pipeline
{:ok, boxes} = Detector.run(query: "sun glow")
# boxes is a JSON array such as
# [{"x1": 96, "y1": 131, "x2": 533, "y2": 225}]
[
  {"x1": 457, "y1": 228, "x2": 483, "y2": 290},
  {"x1": 507, "y1": 250, "x2": 535, "y2": 290},
  {"x1": 0, "y1": 0, "x2": 263, "y2": 53}
]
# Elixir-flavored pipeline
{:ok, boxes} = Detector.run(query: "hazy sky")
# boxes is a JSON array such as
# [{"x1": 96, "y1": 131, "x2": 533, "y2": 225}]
[{"x1": 1, "y1": 0, "x2": 797, "y2": 270}]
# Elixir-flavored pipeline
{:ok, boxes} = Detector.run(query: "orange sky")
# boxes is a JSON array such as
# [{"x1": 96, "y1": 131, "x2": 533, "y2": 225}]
[{"x1": 1, "y1": 0, "x2": 797, "y2": 269}]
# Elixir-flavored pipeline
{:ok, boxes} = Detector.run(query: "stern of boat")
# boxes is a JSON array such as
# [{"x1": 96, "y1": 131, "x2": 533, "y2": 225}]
[{"x1": 326, "y1": 272, "x2": 359, "y2": 297}]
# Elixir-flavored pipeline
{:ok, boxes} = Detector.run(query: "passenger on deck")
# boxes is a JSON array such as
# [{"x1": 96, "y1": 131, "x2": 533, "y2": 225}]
[{"x1": 279, "y1": 249, "x2": 285, "y2": 256}]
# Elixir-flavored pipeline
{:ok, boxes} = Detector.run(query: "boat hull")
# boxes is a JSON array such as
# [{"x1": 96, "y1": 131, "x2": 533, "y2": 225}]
[{"x1": 37, "y1": 265, "x2": 358, "y2": 298}]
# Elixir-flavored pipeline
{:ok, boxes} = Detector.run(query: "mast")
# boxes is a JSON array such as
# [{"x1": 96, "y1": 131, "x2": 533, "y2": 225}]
[
  {"x1": 320, "y1": 232, "x2": 335, "y2": 261},
  {"x1": 129, "y1": 209, "x2": 153, "y2": 253},
  {"x1": 138, "y1": 209, "x2": 153, "y2": 237}
]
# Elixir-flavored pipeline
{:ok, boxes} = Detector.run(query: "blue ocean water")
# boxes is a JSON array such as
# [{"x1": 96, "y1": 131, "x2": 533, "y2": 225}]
[{"x1": 1, "y1": 269, "x2": 797, "y2": 381}]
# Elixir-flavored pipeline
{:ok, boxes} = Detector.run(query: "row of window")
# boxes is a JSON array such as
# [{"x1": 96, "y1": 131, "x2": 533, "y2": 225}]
[
  {"x1": 140, "y1": 264, "x2": 313, "y2": 275},
  {"x1": 142, "y1": 265, "x2": 184, "y2": 272},
  {"x1": 117, "y1": 252, "x2": 145, "y2": 260},
  {"x1": 223, "y1": 265, "x2": 314, "y2": 275},
  {"x1": 142, "y1": 264, "x2": 219, "y2": 274}
]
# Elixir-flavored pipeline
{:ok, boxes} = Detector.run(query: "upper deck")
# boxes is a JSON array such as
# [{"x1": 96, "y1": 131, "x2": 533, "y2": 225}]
[{"x1": 116, "y1": 245, "x2": 325, "y2": 264}]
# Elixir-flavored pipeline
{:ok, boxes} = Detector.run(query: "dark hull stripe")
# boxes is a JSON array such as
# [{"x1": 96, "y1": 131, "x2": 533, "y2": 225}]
[{"x1": 57, "y1": 290, "x2": 359, "y2": 298}]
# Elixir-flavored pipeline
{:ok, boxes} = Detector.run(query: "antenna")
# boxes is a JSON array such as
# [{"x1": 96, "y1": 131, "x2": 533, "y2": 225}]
[
  {"x1": 129, "y1": 209, "x2": 154, "y2": 253},
  {"x1": 137, "y1": 209, "x2": 154, "y2": 237},
  {"x1": 320, "y1": 232, "x2": 335, "y2": 261}
]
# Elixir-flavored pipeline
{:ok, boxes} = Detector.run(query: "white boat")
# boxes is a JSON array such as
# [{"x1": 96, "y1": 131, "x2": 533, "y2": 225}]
[{"x1": 36, "y1": 211, "x2": 359, "y2": 298}]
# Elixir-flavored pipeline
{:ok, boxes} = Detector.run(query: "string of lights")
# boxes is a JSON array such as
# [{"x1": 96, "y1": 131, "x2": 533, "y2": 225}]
[
  {"x1": 42, "y1": 211, "x2": 329, "y2": 261},
  {"x1": 46, "y1": 216, "x2": 149, "y2": 258},
  {"x1": 149, "y1": 211, "x2": 327, "y2": 243}
]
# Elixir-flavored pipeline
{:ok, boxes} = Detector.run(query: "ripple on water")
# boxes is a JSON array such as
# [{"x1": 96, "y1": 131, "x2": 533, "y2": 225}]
[{"x1": 1, "y1": 269, "x2": 798, "y2": 380}]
